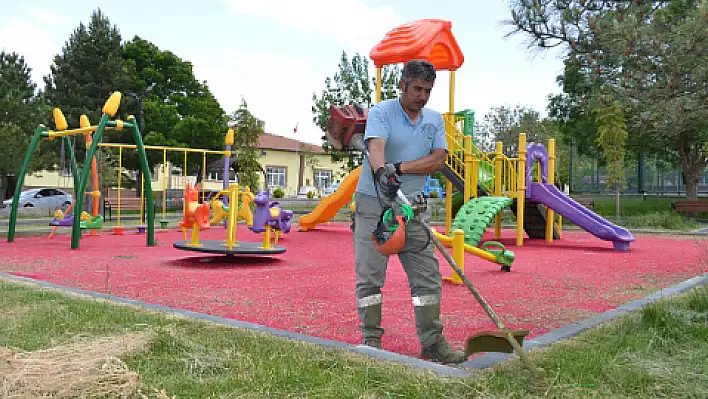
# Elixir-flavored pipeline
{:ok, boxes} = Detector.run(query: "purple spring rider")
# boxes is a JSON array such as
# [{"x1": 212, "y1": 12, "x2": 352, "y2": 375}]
[{"x1": 250, "y1": 187, "x2": 294, "y2": 234}]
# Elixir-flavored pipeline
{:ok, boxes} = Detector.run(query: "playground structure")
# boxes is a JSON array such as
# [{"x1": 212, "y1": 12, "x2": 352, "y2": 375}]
[
  {"x1": 7, "y1": 92, "x2": 157, "y2": 250},
  {"x1": 7, "y1": 90, "x2": 247, "y2": 247},
  {"x1": 48, "y1": 113, "x2": 104, "y2": 239},
  {"x1": 98, "y1": 141, "x2": 231, "y2": 234},
  {"x1": 299, "y1": 19, "x2": 635, "y2": 278},
  {"x1": 172, "y1": 182, "x2": 287, "y2": 256}
]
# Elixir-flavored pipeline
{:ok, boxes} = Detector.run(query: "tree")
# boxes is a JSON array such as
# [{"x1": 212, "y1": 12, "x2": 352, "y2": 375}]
[
  {"x1": 546, "y1": 57, "x2": 603, "y2": 159},
  {"x1": 120, "y1": 36, "x2": 229, "y2": 190},
  {"x1": 477, "y1": 105, "x2": 549, "y2": 155},
  {"x1": 0, "y1": 51, "x2": 51, "y2": 199},
  {"x1": 43, "y1": 8, "x2": 130, "y2": 161},
  {"x1": 228, "y1": 99, "x2": 264, "y2": 192},
  {"x1": 505, "y1": 0, "x2": 708, "y2": 198},
  {"x1": 299, "y1": 143, "x2": 321, "y2": 185},
  {"x1": 593, "y1": 93, "x2": 628, "y2": 218},
  {"x1": 312, "y1": 51, "x2": 401, "y2": 171}
]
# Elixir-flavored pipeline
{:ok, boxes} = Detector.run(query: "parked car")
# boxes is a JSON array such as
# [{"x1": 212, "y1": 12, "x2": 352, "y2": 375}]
[
  {"x1": 2, "y1": 188, "x2": 73, "y2": 210},
  {"x1": 297, "y1": 186, "x2": 320, "y2": 198},
  {"x1": 423, "y1": 176, "x2": 446, "y2": 198},
  {"x1": 323, "y1": 181, "x2": 341, "y2": 196}
]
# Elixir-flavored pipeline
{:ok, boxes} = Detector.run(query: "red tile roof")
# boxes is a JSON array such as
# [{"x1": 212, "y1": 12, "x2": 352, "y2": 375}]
[{"x1": 258, "y1": 132, "x2": 327, "y2": 154}]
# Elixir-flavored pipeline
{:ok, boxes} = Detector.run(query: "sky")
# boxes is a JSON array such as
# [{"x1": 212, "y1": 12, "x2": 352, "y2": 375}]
[{"x1": 0, "y1": 0, "x2": 568, "y2": 146}]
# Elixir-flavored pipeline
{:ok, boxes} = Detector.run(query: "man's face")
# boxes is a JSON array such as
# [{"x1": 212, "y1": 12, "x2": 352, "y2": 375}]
[{"x1": 399, "y1": 79, "x2": 434, "y2": 112}]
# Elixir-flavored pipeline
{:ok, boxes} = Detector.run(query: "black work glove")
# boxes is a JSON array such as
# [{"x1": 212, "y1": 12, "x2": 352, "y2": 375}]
[{"x1": 374, "y1": 163, "x2": 401, "y2": 199}]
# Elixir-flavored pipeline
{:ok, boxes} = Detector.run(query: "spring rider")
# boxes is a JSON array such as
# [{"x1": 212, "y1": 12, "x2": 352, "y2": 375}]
[
  {"x1": 210, "y1": 186, "x2": 255, "y2": 228},
  {"x1": 178, "y1": 183, "x2": 212, "y2": 246},
  {"x1": 250, "y1": 187, "x2": 293, "y2": 245}
]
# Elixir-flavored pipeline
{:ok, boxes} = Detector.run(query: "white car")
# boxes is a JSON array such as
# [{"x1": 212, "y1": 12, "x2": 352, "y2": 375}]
[
  {"x1": 323, "y1": 182, "x2": 341, "y2": 196},
  {"x1": 297, "y1": 186, "x2": 320, "y2": 198},
  {"x1": 3, "y1": 188, "x2": 73, "y2": 210}
]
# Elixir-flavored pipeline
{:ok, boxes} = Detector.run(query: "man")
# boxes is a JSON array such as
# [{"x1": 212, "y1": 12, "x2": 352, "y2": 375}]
[{"x1": 352, "y1": 60, "x2": 467, "y2": 364}]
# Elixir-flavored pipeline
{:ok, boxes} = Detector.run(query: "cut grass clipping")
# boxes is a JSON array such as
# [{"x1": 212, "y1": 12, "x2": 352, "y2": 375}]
[{"x1": 0, "y1": 331, "x2": 160, "y2": 398}]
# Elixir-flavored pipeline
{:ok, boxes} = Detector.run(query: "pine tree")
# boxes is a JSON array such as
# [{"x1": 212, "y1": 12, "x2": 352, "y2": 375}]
[
  {"x1": 43, "y1": 9, "x2": 130, "y2": 159},
  {"x1": 0, "y1": 51, "x2": 51, "y2": 199},
  {"x1": 229, "y1": 99, "x2": 265, "y2": 192}
]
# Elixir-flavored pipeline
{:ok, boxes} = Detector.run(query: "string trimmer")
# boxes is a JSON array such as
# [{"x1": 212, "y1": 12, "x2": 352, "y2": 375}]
[{"x1": 327, "y1": 104, "x2": 544, "y2": 382}]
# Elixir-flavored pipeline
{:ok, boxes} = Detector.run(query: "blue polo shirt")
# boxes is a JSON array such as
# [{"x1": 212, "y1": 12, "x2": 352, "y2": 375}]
[{"x1": 355, "y1": 98, "x2": 448, "y2": 200}]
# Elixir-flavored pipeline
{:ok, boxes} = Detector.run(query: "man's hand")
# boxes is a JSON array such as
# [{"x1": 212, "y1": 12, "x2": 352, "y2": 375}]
[{"x1": 374, "y1": 164, "x2": 401, "y2": 199}]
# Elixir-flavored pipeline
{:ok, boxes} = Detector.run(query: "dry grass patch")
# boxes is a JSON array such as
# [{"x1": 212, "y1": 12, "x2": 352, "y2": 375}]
[{"x1": 0, "y1": 331, "x2": 161, "y2": 398}]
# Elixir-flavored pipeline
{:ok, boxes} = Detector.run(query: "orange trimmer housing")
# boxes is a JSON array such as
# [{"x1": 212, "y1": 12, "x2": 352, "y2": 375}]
[{"x1": 372, "y1": 215, "x2": 407, "y2": 255}]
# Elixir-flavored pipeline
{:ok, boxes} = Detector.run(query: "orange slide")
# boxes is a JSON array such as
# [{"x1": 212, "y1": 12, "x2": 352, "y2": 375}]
[{"x1": 298, "y1": 166, "x2": 362, "y2": 231}]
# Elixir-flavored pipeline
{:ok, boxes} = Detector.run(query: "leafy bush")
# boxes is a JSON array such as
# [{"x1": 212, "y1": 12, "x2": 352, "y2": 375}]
[
  {"x1": 273, "y1": 187, "x2": 284, "y2": 198},
  {"x1": 429, "y1": 190, "x2": 439, "y2": 198},
  {"x1": 307, "y1": 191, "x2": 314, "y2": 199}
]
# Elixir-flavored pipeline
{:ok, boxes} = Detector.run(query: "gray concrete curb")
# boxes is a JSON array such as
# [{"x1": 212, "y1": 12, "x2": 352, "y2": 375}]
[{"x1": 0, "y1": 271, "x2": 705, "y2": 376}]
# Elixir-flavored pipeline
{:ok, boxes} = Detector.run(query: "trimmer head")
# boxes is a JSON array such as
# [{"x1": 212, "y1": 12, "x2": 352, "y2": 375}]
[{"x1": 465, "y1": 329, "x2": 529, "y2": 356}]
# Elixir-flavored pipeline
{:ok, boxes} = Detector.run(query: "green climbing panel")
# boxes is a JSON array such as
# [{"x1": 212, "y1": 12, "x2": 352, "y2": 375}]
[{"x1": 450, "y1": 196, "x2": 513, "y2": 247}]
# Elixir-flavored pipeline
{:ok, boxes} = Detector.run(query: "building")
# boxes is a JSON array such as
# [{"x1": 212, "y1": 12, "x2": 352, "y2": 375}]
[{"x1": 18, "y1": 132, "x2": 351, "y2": 199}]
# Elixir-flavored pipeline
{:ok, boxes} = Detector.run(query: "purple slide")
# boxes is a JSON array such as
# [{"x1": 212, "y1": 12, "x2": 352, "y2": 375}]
[{"x1": 528, "y1": 182, "x2": 635, "y2": 251}]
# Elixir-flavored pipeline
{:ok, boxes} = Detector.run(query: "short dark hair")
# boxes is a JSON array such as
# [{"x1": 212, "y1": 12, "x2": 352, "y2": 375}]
[{"x1": 401, "y1": 60, "x2": 436, "y2": 87}]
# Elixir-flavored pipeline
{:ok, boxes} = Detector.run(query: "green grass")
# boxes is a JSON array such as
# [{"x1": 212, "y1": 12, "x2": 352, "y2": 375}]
[{"x1": 0, "y1": 276, "x2": 706, "y2": 397}]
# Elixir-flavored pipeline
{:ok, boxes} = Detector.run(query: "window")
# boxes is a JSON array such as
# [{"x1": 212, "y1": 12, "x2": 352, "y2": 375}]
[
  {"x1": 314, "y1": 170, "x2": 332, "y2": 188},
  {"x1": 267, "y1": 166, "x2": 287, "y2": 187}
]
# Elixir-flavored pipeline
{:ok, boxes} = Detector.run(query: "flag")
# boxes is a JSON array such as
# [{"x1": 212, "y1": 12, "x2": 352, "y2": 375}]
[{"x1": 293, "y1": 123, "x2": 299, "y2": 134}]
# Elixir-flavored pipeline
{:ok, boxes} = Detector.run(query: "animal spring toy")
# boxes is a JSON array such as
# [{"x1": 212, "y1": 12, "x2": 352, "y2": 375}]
[{"x1": 250, "y1": 187, "x2": 293, "y2": 245}]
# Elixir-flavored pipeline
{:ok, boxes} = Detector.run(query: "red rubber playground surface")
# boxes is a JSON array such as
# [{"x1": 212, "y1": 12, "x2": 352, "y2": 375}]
[{"x1": 0, "y1": 222, "x2": 705, "y2": 358}]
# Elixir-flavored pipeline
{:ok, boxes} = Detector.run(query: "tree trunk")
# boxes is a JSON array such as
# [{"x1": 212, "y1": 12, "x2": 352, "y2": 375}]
[
  {"x1": 0, "y1": 173, "x2": 6, "y2": 201},
  {"x1": 615, "y1": 187, "x2": 621, "y2": 220},
  {"x1": 683, "y1": 168, "x2": 700, "y2": 199},
  {"x1": 677, "y1": 135, "x2": 706, "y2": 200}
]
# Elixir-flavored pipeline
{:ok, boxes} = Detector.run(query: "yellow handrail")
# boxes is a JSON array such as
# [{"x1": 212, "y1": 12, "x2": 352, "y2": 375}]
[{"x1": 442, "y1": 113, "x2": 522, "y2": 199}]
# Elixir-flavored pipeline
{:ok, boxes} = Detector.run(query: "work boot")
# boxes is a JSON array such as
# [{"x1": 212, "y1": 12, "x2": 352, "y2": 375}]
[
  {"x1": 413, "y1": 297, "x2": 467, "y2": 364},
  {"x1": 420, "y1": 334, "x2": 467, "y2": 364},
  {"x1": 357, "y1": 294, "x2": 384, "y2": 347},
  {"x1": 362, "y1": 338, "x2": 382, "y2": 349}
]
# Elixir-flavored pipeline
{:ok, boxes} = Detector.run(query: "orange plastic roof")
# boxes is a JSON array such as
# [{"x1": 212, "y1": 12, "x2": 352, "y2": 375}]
[{"x1": 370, "y1": 19, "x2": 465, "y2": 70}]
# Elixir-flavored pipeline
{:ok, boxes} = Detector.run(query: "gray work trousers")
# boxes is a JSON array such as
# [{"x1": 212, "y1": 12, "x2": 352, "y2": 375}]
[{"x1": 353, "y1": 193, "x2": 443, "y2": 346}]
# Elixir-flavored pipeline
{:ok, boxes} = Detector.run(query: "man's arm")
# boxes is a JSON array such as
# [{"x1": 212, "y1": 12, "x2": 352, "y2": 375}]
[
  {"x1": 398, "y1": 149, "x2": 446, "y2": 174},
  {"x1": 367, "y1": 137, "x2": 387, "y2": 172},
  {"x1": 363, "y1": 106, "x2": 389, "y2": 172}
]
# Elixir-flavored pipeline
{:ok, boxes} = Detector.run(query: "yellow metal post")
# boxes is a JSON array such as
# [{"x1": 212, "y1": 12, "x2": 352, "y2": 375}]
[
  {"x1": 375, "y1": 67, "x2": 382, "y2": 103},
  {"x1": 494, "y1": 142, "x2": 503, "y2": 239},
  {"x1": 188, "y1": 224, "x2": 201, "y2": 246},
  {"x1": 464, "y1": 136, "x2": 473, "y2": 202},
  {"x1": 445, "y1": 180, "x2": 453, "y2": 235},
  {"x1": 117, "y1": 146, "x2": 122, "y2": 228},
  {"x1": 162, "y1": 149, "x2": 167, "y2": 224},
  {"x1": 140, "y1": 173, "x2": 145, "y2": 226},
  {"x1": 261, "y1": 226, "x2": 272, "y2": 250},
  {"x1": 545, "y1": 139, "x2": 556, "y2": 243},
  {"x1": 516, "y1": 133, "x2": 527, "y2": 247},
  {"x1": 201, "y1": 152, "x2": 206, "y2": 202},
  {"x1": 446, "y1": 229, "x2": 465, "y2": 285},
  {"x1": 449, "y1": 71, "x2": 456, "y2": 114},
  {"x1": 227, "y1": 184, "x2": 238, "y2": 250}
]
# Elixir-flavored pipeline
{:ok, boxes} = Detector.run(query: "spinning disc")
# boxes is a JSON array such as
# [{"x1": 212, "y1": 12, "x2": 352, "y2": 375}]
[{"x1": 173, "y1": 240, "x2": 286, "y2": 255}]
